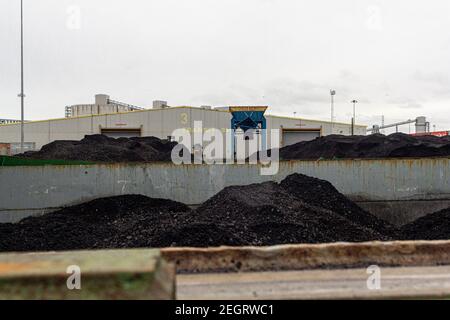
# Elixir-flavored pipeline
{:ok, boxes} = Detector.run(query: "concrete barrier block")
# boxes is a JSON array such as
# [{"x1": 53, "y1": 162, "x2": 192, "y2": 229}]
[
  {"x1": 162, "y1": 240, "x2": 450, "y2": 273},
  {"x1": 0, "y1": 249, "x2": 175, "y2": 300}
]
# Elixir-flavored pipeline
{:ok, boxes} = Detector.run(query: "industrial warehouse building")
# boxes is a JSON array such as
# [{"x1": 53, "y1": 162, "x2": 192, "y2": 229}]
[{"x1": 0, "y1": 94, "x2": 367, "y2": 154}]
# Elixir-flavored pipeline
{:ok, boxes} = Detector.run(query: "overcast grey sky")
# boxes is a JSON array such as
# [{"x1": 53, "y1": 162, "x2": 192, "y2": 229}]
[{"x1": 1, "y1": 0, "x2": 449, "y2": 133}]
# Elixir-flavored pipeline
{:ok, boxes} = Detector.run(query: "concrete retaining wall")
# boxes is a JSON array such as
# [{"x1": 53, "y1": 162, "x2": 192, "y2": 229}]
[
  {"x1": 163, "y1": 241, "x2": 450, "y2": 273},
  {"x1": 0, "y1": 158, "x2": 449, "y2": 225},
  {"x1": 0, "y1": 249, "x2": 175, "y2": 300}
]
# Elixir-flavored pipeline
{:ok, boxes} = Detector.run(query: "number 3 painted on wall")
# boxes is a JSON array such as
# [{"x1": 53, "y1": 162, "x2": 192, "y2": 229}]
[{"x1": 180, "y1": 113, "x2": 188, "y2": 125}]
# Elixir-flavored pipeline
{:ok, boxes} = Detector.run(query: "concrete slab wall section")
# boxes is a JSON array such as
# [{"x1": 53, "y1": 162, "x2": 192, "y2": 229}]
[
  {"x1": 0, "y1": 249, "x2": 175, "y2": 300},
  {"x1": 0, "y1": 158, "x2": 449, "y2": 224}
]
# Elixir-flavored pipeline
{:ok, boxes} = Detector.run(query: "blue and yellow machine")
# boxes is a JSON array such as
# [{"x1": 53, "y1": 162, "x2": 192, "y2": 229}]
[{"x1": 229, "y1": 106, "x2": 268, "y2": 154}]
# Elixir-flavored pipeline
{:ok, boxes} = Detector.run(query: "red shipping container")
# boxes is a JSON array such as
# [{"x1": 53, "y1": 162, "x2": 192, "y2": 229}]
[{"x1": 0, "y1": 143, "x2": 11, "y2": 156}]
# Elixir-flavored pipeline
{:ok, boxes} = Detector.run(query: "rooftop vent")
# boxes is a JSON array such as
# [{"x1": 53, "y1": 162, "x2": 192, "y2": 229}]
[{"x1": 153, "y1": 100, "x2": 168, "y2": 109}]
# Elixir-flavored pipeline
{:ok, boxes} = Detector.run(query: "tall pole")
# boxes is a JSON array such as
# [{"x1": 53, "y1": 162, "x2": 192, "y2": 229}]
[
  {"x1": 19, "y1": 0, "x2": 25, "y2": 152},
  {"x1": 330, "y1": 90, "x2": 336, "y2": 134},
  {"x1": 351, "y1": 100, "x2": 358, "y2": 135}
]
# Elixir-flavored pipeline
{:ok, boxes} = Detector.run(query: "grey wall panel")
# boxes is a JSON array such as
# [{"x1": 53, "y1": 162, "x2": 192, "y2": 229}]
[{"x1": 0, "y1": 158, "x2": 449, "y2": 223}]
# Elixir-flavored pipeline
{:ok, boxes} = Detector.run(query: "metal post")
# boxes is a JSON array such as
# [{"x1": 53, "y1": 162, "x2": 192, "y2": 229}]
[
  {"x1": 19, "y1": 0, "x2": 25, "y2": 153},
  {"x1": 261, "y1": 118, "x2": 267, "y2": 152},
  {"x1": 351, "y1": 100, "x2": 358, "y2": 136},
  {"x1": 330, "y1": 90, "x2": 336, "y2": 134}
]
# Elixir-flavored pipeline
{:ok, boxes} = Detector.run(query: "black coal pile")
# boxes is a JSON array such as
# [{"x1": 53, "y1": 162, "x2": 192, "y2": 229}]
[
  {"x1": 278, "y1": 133, "x2": 450, "y2": 160},
  {"x1": 170, "y1": 179, "x2": 394, "y2": 246},
  {"x1": 400, "y1": 208, "x2": 450, "y2": 240},
  {"x1": 18, "y1": 134, "x2": 179, "y2": 162},
  {"x1": 279, "y1": 174, "x2": 398, "y2": 237},
  {"x1": 0, "y1": 174, "x2": 398, "y2": 252},
  {"x1": 0, "y1": 195, "x2": 192, "y2": 252}
]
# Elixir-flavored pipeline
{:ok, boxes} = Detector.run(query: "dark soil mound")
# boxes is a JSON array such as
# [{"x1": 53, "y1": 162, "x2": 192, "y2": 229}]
[
  {"x1": 278, "y1": 133, "x2": 450, "y2": 160},
  {"x1": 0, "y1": 174, "x2": 397, "y2": 252},
  {"x1": 182, "y1": 179, "x2": 394, "y2": 245},
  {"x1": 400, "y1": 208, "x2": 450, "y2": 240},
  {"x1": 149, "y1": 224, "x2": 250, "y2": 248},
  {"x1": 18, "y1": 134, "x2": 179, "y2": 162},
  {"x1": 279, "y1": 173, "x2": 398, "y2": 236},
  {"x1": 0, "y1": 195, "x2": 192, "y2": 252}
]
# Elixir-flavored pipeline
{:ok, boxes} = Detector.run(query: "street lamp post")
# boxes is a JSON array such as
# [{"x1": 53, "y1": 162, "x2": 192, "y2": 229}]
[
  {"x1": 330, "y1": 90, "x2": 336, "y2": 134},
  {"x1": 19, "y1": 0, "x2": 25, "y2": 153},
  {"x1": 351, "y1": 100, "x2": 358, "y2": 135}
]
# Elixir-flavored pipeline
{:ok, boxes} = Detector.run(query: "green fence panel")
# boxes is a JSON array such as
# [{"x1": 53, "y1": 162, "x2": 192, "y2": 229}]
[{"x1": 0, "y1": 156, "x2": 95, "y2": 167}]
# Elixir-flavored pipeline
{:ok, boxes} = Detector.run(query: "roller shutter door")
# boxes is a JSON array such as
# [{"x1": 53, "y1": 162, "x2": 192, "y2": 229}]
[
  {"x1": 101, "y1": 129, "x2": 141, "y2": 139},
  {"x1": 282, "y1": 130, "x2": 321, "y2": 147}
]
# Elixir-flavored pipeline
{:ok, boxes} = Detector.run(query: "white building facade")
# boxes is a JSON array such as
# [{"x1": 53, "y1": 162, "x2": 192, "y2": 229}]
[{"x1": 0, "y1": 95, "x2": 367, "y2": 153}]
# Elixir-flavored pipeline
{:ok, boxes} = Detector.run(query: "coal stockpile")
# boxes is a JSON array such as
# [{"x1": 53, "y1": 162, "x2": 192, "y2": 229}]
[
  {"x1": 279, "y1": 133, "x2": 450, "y2": 160},
  {"x1": 279, "y1": 174, "x2": 398, "y2": 237},
  {"x1": 400, "y1": 208, "x2": 450, "y2": 240},
  {"x1": 0, "y1": 195, "x2": 192, "y2": 252},
  {"x1": 175, "y1": 179, "x2": 394, "y2": 245},
  {"x1": 18, "y1": 134, "x2": 178, "y2": 162},
  {"x1": 0, "y1": 174, "x2": 398, "y2": 252}
]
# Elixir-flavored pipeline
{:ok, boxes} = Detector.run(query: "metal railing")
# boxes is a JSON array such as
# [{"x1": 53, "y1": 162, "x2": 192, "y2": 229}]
[
  {"x1": 107, "y1": 99, "x2": 145, "y2": 111},
  {"x1": 0, "y1": 119, "x2": 23, "y2": 125}
]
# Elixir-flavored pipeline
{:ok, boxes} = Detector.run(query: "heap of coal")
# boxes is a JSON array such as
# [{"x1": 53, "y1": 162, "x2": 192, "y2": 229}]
[
  {"x1": 278, "y1": 133, "x2": 450, "y2": 160},
  {"x1": 168, "y1": 178, "x2": 394, "y2": 246},
  {"x1": 0, "y1": 195, "x2": 191, "y2": 252},
  {"x1": 0, "y1": 174, "x2": 398, "y2": 252},
  {"x1": 18, "y1": 134, "x2": 178, "y2": 162},
  {"x1": 400, "y1": 208, "x2": 450, "y2": 240},
  {"x1": 279, "y1": 174, "x2": 398, "y2": 237},
  {"x1": 18, "y1": 132, "x2": 450, "y2": 163}
]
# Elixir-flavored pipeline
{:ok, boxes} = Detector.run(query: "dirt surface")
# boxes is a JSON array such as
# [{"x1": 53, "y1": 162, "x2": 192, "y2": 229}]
[
  {"x1": 0, "y1": 174, "x2": 399, "y2": 252},
  {"x1": 401, "y1": 208, "x2": 450, "y2": 240},
  {"x1": 278, "y1": 133, "x2": 450, "y2": 160},
  {"x1": 18, "y1": 134, "x2": 179, "y2": 162}
]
